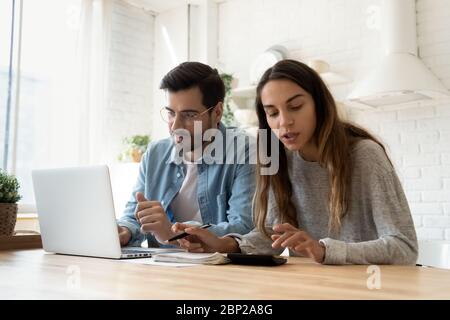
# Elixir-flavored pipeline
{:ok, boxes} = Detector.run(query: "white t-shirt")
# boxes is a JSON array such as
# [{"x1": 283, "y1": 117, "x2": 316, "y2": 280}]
[{"x1": 169, "y1": 151, "x2": 203, "y2": 224}]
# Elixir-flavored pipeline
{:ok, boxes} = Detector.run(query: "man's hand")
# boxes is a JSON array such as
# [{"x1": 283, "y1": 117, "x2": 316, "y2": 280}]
[
  {"x1": 172, "y1": 223, "x2": 240, "y2": 253},
  {"x1": 117, "y1": 226, "x2": 131, "y2": 247},
  {"x1": 271, "y1": 223, "x2": 326, "y2": 263},
  {"x1": 135, "y1": 192, "x2": 174, "y2": 244}
]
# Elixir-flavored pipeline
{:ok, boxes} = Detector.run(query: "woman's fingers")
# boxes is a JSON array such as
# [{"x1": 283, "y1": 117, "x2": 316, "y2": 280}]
[
  {"x1": 273, "y1": 223, "x2": 298, "y2": 233},
  {"x1": 271, "y1": 234, "x2": 281, "y2": 241},
  {"x1": 271, "y1": 231, "x2": 294, "y2": 248},
  {"x1": 281, "y1": 233, "x2": 306, "y2": 248}
]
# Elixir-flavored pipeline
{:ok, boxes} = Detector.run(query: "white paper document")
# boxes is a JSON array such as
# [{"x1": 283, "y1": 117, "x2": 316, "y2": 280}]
[
  {"x1": 121, "y1": 258, "x2": 197, "y2": 268},
  {"x1": 152, "y1": 252, "x2": 230, "y2": 265}
]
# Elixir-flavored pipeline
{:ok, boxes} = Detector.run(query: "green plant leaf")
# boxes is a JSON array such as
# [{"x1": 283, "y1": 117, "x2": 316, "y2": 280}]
[
  {"x1": 220, "y1": 72, "x2": 236, "y2": 127},
  {"x1": 0, "y1": 169, "x2": 22, "y2": 203},
  {"x1": 118, "y1": 134, "x2": 151, "y2": 163}
]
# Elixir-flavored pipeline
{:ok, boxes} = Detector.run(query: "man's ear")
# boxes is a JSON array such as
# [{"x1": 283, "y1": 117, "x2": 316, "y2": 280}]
[{"x1": 214, "y1": 102, "x2": 223, "y2": 125}]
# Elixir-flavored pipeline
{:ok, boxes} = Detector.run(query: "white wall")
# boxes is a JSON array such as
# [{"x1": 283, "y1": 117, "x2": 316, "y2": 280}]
[
  {"x1": 104, "y1": 0, "x2": 156, "y2": 216},
  {"x1": 152, "y1": 5, "x2": 189, "y2": 140},
  {"x1": 189, "y1": 0, "x2": 219, "y2": 66},
  {"x1": 217, "y1": 0, "x2": 450, "y2": 240},
  {"x1": 106, "y1": 0, "x2": 154, "y2": 163}
]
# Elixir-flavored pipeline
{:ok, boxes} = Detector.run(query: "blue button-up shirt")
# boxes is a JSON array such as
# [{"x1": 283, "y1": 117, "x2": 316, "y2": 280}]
[{"x1": 117, "y1": 123, "x2": 256, "y2": 247}]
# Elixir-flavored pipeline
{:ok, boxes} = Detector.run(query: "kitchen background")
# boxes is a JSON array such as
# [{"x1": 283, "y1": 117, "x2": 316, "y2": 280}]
[{"x1": 1, "y1": 0, "x2": 449, "y2": 241}]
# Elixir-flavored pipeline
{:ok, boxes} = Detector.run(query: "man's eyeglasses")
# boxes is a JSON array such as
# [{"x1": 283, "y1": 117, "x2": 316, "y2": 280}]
[{"x1": 160, "y1": 105, "x2": 216, "y2": 124}]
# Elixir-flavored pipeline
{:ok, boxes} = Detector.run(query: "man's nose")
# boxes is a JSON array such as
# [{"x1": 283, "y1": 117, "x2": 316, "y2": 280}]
[{"x1": 170, "y1": 114, "x2": 184, "y2": 131}]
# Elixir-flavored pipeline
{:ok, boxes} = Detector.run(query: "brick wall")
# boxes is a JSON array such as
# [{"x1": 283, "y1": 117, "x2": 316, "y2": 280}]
[
  {"x1": 217, "y1": 0, "x2": 450, "y2": 240},
  {"x1": 105, "y1": 0, "x2": 154, "y2": 164}
]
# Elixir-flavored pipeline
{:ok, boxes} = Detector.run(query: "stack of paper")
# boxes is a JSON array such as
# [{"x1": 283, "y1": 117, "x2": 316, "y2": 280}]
[{"x1": 153, "y1": 252, "x2": 230, "y2": 265}]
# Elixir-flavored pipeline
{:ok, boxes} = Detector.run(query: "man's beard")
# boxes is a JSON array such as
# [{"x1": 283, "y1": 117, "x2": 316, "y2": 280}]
[{"x1": 173, "y1": 119, "x2": 215, "y2": 153}]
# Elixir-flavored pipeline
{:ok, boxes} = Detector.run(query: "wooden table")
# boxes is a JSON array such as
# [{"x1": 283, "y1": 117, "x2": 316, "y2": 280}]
[
  {"x1": 1, "y1": 249, "x2": 450, "y2": 299},
  {"x1": 0, "y1": 235, "x2": 42, "y2": 250}
]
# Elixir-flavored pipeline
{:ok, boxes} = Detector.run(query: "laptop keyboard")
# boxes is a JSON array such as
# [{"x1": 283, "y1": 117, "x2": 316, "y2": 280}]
[
  {"x1": 121, "y1": 248, "x2": 152, "y2": 255},
  {"x1": 121, "y1": 247, "x2": 185, "y2": 258}
]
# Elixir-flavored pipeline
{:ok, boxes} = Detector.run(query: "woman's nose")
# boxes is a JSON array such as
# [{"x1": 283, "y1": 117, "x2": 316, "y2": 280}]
[{"x1": 279, "y1": 111, "x2": 294, "y2": 127}]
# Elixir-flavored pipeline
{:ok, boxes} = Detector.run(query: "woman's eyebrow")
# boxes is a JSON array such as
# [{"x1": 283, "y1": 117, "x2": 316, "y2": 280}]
[
  {"x1": 285, "y1": 93, "x2": 304, "y2": 103},
  {"x1": 263, "y1": 93, "x2": 304, "y2": 109}
]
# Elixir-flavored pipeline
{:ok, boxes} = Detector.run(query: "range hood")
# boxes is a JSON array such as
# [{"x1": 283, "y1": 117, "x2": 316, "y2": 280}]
[{"x1": 347, "y1": 0, "x2": 450, "y2": 109}]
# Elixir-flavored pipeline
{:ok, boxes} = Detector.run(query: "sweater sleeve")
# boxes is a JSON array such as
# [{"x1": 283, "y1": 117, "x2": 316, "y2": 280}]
[{"x1": 320, "y1": 166, "x2": 418, "y2": 265}]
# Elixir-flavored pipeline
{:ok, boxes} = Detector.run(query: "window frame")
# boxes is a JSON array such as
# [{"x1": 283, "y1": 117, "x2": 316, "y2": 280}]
[{"x1": 2, "y1": 0, "x2": 36, "y2": 213}]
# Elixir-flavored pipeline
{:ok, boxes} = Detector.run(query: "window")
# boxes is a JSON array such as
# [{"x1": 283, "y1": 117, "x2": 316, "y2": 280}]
[
  {"x1": 2, "y1": 0, "x2": 152, "y2": 216},
  {"x1": 1, "y1": 0, "x2": 16, "y2": 171},
  {"x1": 1, "y1": 0, "x2": 82, "y2": 212}
]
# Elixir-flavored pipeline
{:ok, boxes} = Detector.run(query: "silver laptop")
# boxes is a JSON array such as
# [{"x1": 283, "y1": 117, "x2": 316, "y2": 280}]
[{"x1": 32, "y1": 165, "x2": 153, "y2": 259}]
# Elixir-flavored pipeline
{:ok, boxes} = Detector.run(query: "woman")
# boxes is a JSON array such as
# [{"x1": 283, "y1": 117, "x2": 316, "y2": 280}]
[{"x1": 172, "y1": 59, "x2": 418, "y2": 265}]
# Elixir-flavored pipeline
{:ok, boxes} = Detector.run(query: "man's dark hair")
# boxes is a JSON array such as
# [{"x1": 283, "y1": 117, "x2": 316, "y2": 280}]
[{"x1": 160, "y1": 62, "x2": 225, "y2": 108}]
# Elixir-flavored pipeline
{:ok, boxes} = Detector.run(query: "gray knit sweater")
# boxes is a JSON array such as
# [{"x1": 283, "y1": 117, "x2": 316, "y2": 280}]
[{"x1": 237, "y1": 139, "x2": 418, "y2": 265}]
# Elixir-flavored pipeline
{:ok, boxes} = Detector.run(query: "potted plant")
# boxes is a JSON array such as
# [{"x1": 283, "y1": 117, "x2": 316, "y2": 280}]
[
  {"x1": 0, "y1": 169, "x2": 22, "y2": 236},
  {"x1": 220, "y1": 72, "x2": 236, "y2": 127},
  {"x1": 118, "y1": 134, "x2": 151, "y2": 163}
]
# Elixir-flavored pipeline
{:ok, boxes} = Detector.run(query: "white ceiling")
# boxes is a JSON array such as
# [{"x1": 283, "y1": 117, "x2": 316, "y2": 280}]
[
  {"x1": 122, "y1": 0, "x2": 226, "y2": 13},
  {"x1": 122, "y1": 0, "x2": 193, "y2": 13}
]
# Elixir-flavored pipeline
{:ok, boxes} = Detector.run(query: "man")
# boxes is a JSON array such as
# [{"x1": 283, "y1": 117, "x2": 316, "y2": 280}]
[{"x1": 117, "y1": 62, "x2": 255, "y2": 247}]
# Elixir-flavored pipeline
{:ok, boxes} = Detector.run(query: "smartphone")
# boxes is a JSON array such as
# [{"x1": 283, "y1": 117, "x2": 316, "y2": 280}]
[{"x1": 227, "y1": 253, "x2": 287, "y2": 266}]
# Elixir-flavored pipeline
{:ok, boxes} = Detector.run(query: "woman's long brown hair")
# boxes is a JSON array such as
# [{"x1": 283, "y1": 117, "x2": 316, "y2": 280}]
[{"x1": 254, "y1": 59, "x2": 390, "y2": 237}]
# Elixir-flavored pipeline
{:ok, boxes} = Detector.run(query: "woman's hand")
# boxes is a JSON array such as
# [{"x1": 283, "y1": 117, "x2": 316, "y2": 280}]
[
  {"x1": 271, "y1": 223, "x2": 326, "y2": 263},
  {"x1": 171, "y1": 223, "x2": 240, "y2": 253}
]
